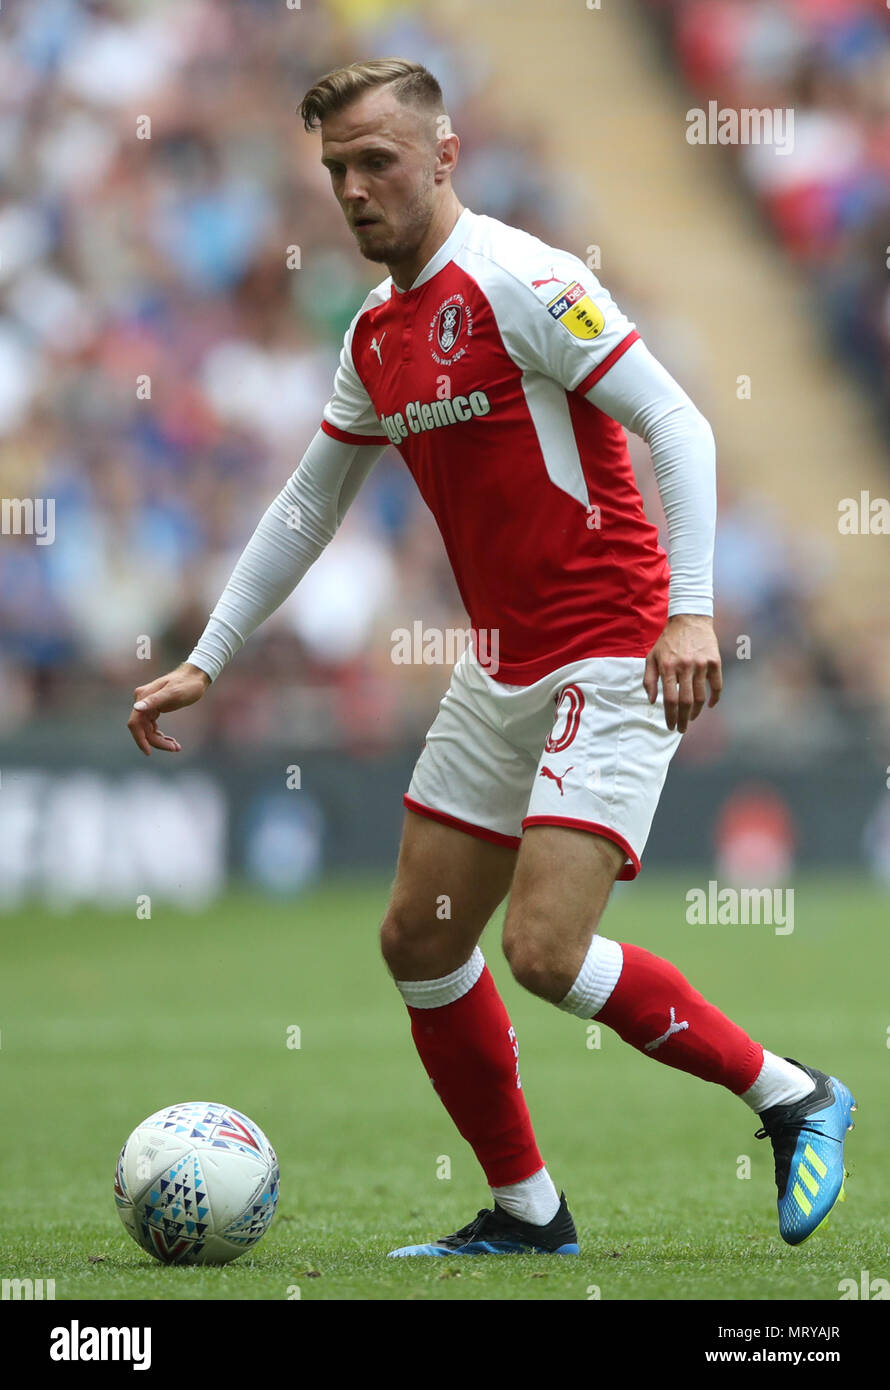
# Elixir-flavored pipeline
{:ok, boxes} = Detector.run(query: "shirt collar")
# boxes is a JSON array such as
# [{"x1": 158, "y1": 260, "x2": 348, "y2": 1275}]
[{"x1": 392, "y1": 207, "x2": 474, "y2": 295}]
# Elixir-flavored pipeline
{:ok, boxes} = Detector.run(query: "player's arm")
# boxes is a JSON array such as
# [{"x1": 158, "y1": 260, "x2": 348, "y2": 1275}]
[
  {"x1": 583, "y1": 337, "x2": 722, "y2": 733},
  {"x1": 128, "y1": 428, "x2": 386, "y2": 754}
]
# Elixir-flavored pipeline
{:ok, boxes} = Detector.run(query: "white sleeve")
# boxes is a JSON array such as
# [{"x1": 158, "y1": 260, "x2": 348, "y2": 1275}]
[
  {"x1": 187, "y1": 428, "x2": 387, "y2": 681},
  {"x1": 583, "y1": 338, "x2": 716, "y2": 617}
]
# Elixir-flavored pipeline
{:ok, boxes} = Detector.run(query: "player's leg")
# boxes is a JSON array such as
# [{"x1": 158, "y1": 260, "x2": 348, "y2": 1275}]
[
  {"x1": 380, "y1": 805, "x2": 515, "y2": 981},
  {"x1": 504, "y1": 822, "x2": 856, "y2": 1243},
  {"x1": 381, "y1": 808, "x2": 574, "y2": 1253},
  {"x1": 504, "y1": 821, "x2": 768, "y2": 1094},
  {"x1": 505, "y1": 656, "x2": 855, "y2": 1243},
  {"x1": 510, "y1": 660, "x2": 798, "y2": 1092}
]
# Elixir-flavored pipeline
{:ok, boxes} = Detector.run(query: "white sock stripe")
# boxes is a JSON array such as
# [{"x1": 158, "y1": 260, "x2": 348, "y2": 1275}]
[
  {"x1": 395, "y1": 946, "x2": 485, "y2": 1009},
  {"x1": 557, "y1": 935, "x2": 624, "y2": 1018}
]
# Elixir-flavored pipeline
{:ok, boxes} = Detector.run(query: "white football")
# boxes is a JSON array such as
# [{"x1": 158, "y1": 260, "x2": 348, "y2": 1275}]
[{"x1": 114, "y1": 1101, "x2": 279, "y2": 1265}]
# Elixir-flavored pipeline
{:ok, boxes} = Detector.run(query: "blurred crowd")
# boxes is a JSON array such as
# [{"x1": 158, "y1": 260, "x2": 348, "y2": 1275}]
[
  {"x1": 644, "y1": 0, "x2": 890, "y2": 424},
  {"x1": 0, "y1": 0, "x2": 884, "y2": 759}
]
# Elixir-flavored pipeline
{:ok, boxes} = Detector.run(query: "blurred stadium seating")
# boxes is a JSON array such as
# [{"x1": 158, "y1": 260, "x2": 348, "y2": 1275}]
[{"x1": 643, "y1": 0, "x2": 890, "y2": 421}]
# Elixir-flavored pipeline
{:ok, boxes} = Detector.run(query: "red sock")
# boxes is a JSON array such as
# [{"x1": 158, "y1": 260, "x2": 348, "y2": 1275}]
[
  {"x1": 596, "y1": 943, "x2": 763, "y2": 1094},
  {"x1": 406, "y1": 966, "x2": 544, "y2": 1187}
]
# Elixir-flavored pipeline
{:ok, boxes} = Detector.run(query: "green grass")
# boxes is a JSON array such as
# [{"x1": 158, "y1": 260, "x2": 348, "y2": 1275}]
[{"x1": 0, "y1": 872, "x2": 885, "y2": 1301}]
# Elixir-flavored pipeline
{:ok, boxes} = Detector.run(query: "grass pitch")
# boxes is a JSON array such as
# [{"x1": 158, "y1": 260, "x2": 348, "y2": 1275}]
[{"x1": 1, "y1": 872, "x2": 885, "y2": 1301}]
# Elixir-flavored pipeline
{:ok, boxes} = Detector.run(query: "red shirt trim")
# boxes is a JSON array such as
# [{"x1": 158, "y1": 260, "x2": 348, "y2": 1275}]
[
  {"x1": 573, "y1": 330, "x2": 641, "y2": 398},
  {"x1": 320, "y1": 419, "x2": 386, "y2": 447}
]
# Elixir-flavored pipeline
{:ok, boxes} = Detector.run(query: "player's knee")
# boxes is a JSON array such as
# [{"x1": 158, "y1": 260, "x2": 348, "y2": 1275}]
[
  {"x1": 502, "y1": 920, "x2": 574, "y2": 1003},
  {"x1": 380, "y1": 902, "x2": 450, "y2": 979},
  {"x1": 380, "y1": 905, "x2": 419, "y2": 973}
]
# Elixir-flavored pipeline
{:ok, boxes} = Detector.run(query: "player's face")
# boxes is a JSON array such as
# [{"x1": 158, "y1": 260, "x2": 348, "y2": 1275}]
[{"x1": 320, "y1": 89, "x2": 440, "y2": 267}]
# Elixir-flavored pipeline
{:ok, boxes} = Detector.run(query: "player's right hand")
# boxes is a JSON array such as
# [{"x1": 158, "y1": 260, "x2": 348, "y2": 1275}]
[{"x1": 127, "y1": 662, "x2": 211, "y2": 756}]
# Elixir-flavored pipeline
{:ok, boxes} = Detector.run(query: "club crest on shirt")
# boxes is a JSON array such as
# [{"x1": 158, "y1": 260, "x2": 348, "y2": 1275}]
[
  {"x1": 428, "y1": 293, "x2": 473, "y2": 366},
  {"x1": 438, "y1": 304, "x2": 462, "y2": 352},
  {"x1": 546, "y1": 280, "x2": 605, "y2": 340}
]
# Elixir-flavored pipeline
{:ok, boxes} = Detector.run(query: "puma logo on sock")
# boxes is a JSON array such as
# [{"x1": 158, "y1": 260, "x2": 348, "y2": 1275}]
[{"x1": 644, "y1": 1006, "x2": 690, "y2": 1052}]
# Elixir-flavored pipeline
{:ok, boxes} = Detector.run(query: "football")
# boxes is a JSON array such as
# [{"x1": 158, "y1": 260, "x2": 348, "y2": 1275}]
[{"x1": 114, "y1": 1102, "x2": 279, "y2": 1265}]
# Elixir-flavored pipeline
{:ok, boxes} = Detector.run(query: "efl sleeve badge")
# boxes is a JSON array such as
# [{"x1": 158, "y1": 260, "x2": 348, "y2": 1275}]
[{"x1": 545, "y1": 281, "x2": 606, "y2": 340}]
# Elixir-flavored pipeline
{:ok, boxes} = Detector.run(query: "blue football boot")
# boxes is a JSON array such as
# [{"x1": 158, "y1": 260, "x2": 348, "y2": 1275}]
[
  {"x1": 755, "y1": 1059, "x2": 856, "y2": 1245},
  {"x1": 387, "y1": 1191, "x2": 579, "y2": 1256}
]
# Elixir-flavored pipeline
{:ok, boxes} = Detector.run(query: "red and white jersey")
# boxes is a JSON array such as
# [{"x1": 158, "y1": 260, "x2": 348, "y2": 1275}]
[{"x1": 320, "y1": 207, "x2": 669, "y2": 685}]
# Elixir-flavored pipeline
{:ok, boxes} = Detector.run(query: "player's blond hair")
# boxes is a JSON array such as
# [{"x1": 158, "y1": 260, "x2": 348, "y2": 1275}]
[{"x1": 299, "y1": 58, "x2": 445, "y2": 133}]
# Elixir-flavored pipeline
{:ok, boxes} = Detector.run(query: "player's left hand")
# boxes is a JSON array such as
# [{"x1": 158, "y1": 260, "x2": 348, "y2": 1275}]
[{"x1": 643, "y1": 613, "x2": 722, "y2": 733}]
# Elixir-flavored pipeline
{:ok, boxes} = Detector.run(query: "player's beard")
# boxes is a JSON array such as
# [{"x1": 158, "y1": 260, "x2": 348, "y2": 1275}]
[{"x1": 355, "y1": 177, "x2": 436, "y2": 268}]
